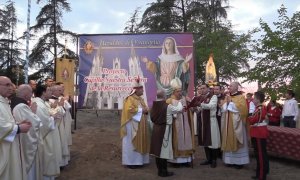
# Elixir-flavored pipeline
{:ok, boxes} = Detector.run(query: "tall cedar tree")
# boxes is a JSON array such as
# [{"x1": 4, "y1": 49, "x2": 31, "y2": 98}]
[
  {"x1": 0, "y1": 1, "x2": 23, "y2": 84},
  {"x1": 29, "y1": 0, "x2": 77, "y2": 80}
]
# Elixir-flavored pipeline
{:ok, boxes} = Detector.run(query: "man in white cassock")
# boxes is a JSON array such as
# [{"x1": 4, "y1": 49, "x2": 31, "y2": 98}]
[
  {"x1": 0, "y1": 76, "x2": 32, "y2": 180},
  {"x1": 33, "y1": 85, "x2": 60, "y2": 180},
  {"x1": 120, "y1": 78, "x2": 150, "y2": 169},
  {"x1": 48, "y1": 85, "x2": 70, "y2": 167},
  {"x1": 57, "y1": 82, "x2": 72, "y2": 146},
  {"x1": 11, "y1": 84, "x2": 43, "y2": 180}
]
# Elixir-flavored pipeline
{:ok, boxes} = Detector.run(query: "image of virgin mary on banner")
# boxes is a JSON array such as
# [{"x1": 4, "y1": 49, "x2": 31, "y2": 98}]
[{"x1": 78, "y1": 33, "x2": 194, "y2": 109}]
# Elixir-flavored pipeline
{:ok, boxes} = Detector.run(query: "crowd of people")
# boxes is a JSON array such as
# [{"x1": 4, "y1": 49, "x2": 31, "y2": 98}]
[
  {"x1": 0, "y1": 76, "x2": 73, "y2": 180},
  {"x1": 121, "y1": 78, "x2": 299, "y2": 180}
]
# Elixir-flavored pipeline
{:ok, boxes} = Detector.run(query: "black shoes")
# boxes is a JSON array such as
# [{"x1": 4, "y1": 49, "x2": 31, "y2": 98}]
[
  {"x1": 251, "y1": 176, "x2": 258, "y2": 179},
  {"x1": 210, "y1": 160, "x2": 217, "y2": 168},
  {"x1": 234, "y1": 165, "x2": 244, "y2": 169},
  {"x1": 126, "y1": 165, "x2": 143, "y2": 169},
  {"x1": 158, "y1": 171, "x2": 174, "y2": 177},
  {"x1": 200, "y1": 160, "x2": 211, "y2": 165}
]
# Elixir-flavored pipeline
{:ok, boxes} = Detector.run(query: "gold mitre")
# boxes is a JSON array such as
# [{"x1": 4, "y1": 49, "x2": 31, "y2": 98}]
[
  {"x1": 170, "y1": 77, "x2": 182, "y2": 91},
  {"x1": 129, "y1": 76, "x2": 143, "y2": 96}
]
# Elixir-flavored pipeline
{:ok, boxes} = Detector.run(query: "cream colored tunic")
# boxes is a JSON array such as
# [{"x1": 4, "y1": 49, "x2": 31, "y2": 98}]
[
  {"x1": 63, "y1": 100, "x2": 73, "y2": 145},
  {"x1": 33, "y1": 97, "x2": 60, "y2": 178},
  {"x1": 159, "y1": 102, "x2": 184, "y2": 160},
  {"x1": 13, "y1": 103, "x2": 43, "y2": 180},
  {"x1": 48, "y1": 98, "x2": 70, "y2": 166},
  {"x1": 0, "y1": 95, "x2": 23, "y2": 180}
]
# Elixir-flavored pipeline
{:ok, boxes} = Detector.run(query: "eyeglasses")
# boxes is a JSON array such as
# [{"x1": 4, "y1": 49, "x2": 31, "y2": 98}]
[{"x1": 0, "y1": 83, "x2": 12, "y2": 87}]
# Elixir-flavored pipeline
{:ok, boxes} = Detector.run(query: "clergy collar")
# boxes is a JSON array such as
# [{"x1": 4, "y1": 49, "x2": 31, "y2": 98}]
[{"x1": 156, "y1": 98, "x2": 165, "y2": 101}]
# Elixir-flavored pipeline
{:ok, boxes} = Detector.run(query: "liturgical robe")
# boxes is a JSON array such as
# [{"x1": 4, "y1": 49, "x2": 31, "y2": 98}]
[
  {"x1": 150, "y1": 100, "x2": 183, "y2": 160},
  {"x1": 33, "y1": 97, "x2": 60, "y2": 179},
  {"x1": 13, "y1": 100, "x2": 43, "y2": 180},
  {"x1": 0, "y1": 95, "x2": 23, "y2": 180},
  {"x1": 221, "y1": 92, "x2": 249, "y2": 165},
  {"x1": 167, "y1": 96, "x2": 195, "y2": 163},
  {"x1": 121, "y1": 94, "x2": 150, "y2": 165}
]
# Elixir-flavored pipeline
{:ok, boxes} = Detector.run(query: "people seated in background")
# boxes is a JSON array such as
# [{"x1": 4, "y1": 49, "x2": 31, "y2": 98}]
[
  {"x1": 267, "y1": 100, "x2": 282, "y2": 126},
  {"x1": 282, "y1": 89, "x2": 298, "y2": 128}
]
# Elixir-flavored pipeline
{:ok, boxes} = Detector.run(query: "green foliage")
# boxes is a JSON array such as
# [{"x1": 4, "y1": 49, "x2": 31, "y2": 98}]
[
  {"x1": 244, "y1": 5, "x2": 300, "y2": 99},
  {"x1": 0, "y1": 1, "x2": 23, "y2": 84},
  {"x1": 127, "y1": 0, "x2": 252, "y2": 85},
  {"x1": 29, "y1": 0, "x2": 77, "y2": 79}
]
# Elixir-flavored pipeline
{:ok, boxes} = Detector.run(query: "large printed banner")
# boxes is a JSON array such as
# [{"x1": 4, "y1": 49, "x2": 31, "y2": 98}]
[{"x1": 78, "y1": 33, "x2": 194, "y2": 109}]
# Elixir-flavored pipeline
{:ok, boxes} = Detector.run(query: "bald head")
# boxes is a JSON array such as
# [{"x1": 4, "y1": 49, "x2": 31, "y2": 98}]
[
  {"x1": 16, "y1": 84, "x2": 32, "y2": 101},
  {"x1": 229, "y1": 82, "x2": 239, "y2": 94},
  {"x1": 156, "y1": 89, "x2": 166, "y2": 99},
  {"x1": 0, "y1": 76, "x2": 13, "y2": 98}
]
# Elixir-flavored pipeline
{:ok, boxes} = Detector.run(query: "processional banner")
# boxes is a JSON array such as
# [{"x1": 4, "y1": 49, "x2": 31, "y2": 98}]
[
  {"x1": 78, "y1": 33, "x2": 194, "y2": 109},
  {"x1": 55, "y1": 58, "x2": 76, "y2": 97}
]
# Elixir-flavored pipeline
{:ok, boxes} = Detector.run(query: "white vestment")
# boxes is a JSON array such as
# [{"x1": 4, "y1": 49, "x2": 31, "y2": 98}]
[
  {"x1": 159, "y1": 102, "x2": 184, "y2": 160},
  {"x1": 122, "y1": 107, "x2": 149, "y2": 165},
  {"x1": 33, "y1": 97, "x2": 60, "y2": 179},
  {"x1": 0, "y1": 95, "x2": 23, "y2": 180},
  {"x1": 63, "y1": 100, "x2": 73, "y2": 145},
  {"x1": 13, "y1": 103, "x2": 43, "y2": 180},
  {"x1": 221, "y1": 102, "x2": 250, "y2": 165},
  {"x1": 200, "y1": 95, "x2": 221, "y2": 149},
  {"x1": 48, "y1": 98, "x2": 70, "y2": 167}
]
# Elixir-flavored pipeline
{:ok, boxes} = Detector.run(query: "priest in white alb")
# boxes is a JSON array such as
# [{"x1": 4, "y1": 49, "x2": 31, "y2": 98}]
[
  {"x1": 33, "y1": 85, "x2": 60, "y2": 180},
  {"x1": 11, "y1": 84, "x2": 43, "y2": 180},
  {"x1": 0, "y1": 76, "x2": 32, "y2": 180}
]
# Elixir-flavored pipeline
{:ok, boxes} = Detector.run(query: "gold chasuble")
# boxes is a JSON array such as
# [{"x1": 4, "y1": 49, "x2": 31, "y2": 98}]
[
  {"x1": 121, "y1": 94, "x2": 149, "y2": 154},
  {"x1": 221, "y1": 94, "x2": 248, "y2": 152}
]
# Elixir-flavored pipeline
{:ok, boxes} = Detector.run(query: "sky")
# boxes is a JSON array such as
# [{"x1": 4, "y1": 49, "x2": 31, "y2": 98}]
[{"x1": 11, "y1": 0, "x2": 300, "y2": 92}]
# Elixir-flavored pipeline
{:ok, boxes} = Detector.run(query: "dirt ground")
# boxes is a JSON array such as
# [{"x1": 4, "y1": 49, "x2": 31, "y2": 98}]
[{"x1": 57, "y1": 110, "x2": 300, "y2": 180}]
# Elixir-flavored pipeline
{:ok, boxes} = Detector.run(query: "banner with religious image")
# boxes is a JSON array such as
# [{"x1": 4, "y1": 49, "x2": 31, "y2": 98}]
[
  {"x1": 55, "y1": 58, "x2": 76, "y2": 97},
  {"x1": 78, "y1": 33, "x2": 194, "y2": 109}
]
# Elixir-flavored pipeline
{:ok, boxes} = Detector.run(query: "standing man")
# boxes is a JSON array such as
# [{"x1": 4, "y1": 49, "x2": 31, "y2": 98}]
[
  {"x1": 198, "y1": 84, "x2": 221, "y2": 168},
  {"x1": 213, "y1": 85, "x2": 224, "y2": 133},
  {"x1": 33, "y1": 85, "x2": 60, "y2": 180},
  {"x1": 121, "y1": 78, "x2": 150, "y2": 169},
  {"x1": 167, "y1": 78, "x2": 195, "y2": 167},
  {"x1": 48, "y1": 85, "x2": 70, "y2": 167},
  {"x1": 11, "y1": 84, "x2": 43, "y2": 180},
  {"x1": 246, "y1": 93, "x2": 256, "y2": 116},
  {"x1": 282, "y1": 89, "x2": 298, "y2": 128},
  {"x1": 150, "y1": 89, "x2": 183, "y2": 177},
  {"x1": 0, "y1": 76, "x2": 32, "y2": 180},
  {"x1": 248, "y1": 91, "x2": 269, "y2": 180},
  {"x1": 45, "y1": 77, "x2": 54, "y2": 87},
  {"x1": 29, "y1": 80, "x2": 37, "y2": 97},
  {"x1": 221, "y1": 82, "x2": 249, "y2": 169}
]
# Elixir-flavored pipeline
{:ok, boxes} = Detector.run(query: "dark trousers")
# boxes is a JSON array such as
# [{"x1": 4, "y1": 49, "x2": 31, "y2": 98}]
[
  {"x1": 204, "y1": 147, "x2": 218, "y2": 162},
  {"x1": 283, "y1": 116, "x2": 296, "y2": 128},
  {"x1": 268, "y1": 121, "x2": 280, "y2": 126},
  {"x1": 155, "y1": 158, "x2": 168, "y2": 175},
  {"x1": 251, "y1": 138, "x2": 269, "y2": 180}
]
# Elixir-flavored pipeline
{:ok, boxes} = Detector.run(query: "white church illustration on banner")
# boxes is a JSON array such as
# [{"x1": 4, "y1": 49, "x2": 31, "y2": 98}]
[{"x1": 83, "y1": 44, "x2": 147, "y2": 109}]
